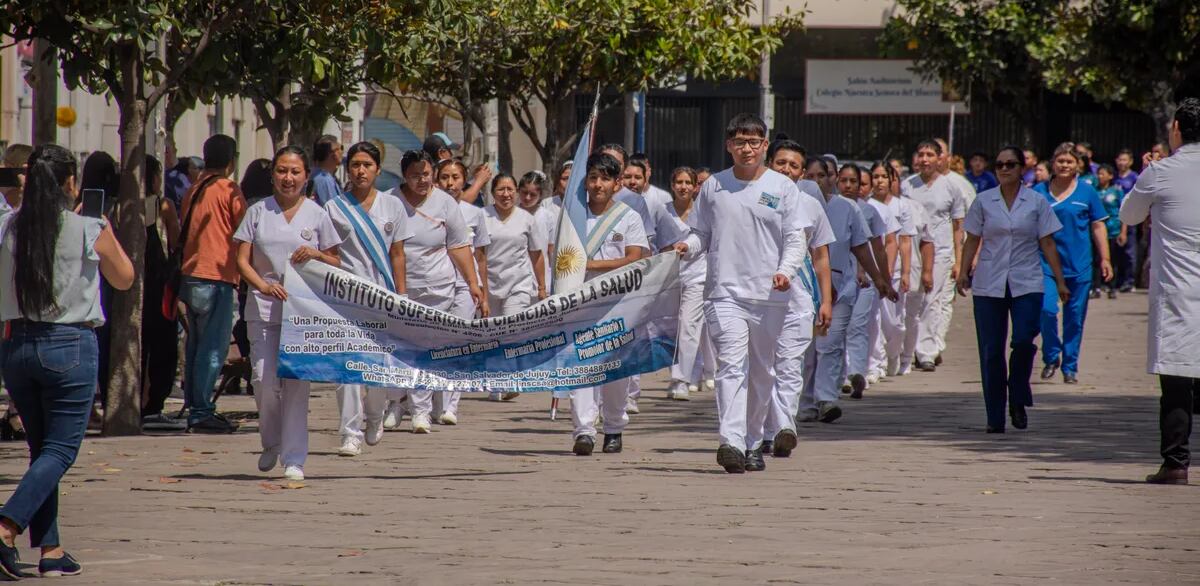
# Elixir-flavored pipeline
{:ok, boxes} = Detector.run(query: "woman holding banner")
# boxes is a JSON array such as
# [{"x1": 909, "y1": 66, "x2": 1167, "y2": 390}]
[
  {"x1": 387, "y1": 150, "x2": 483, "y2": 432},
  {"x1": 324, "y1": 142, "x2": 413, "y2": 457},
  {"x1": 235, "y1": 146, "x2": 342, "y2": 482}
]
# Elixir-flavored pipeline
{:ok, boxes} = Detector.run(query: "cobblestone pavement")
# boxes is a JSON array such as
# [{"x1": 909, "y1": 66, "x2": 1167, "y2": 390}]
[{"x1": 1, "y1": 291, "x2": 1197, "y2": 585}]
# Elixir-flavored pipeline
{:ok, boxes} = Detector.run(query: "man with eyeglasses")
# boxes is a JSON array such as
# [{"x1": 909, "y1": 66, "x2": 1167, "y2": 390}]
[{"x1": 675, "y1": 113, "x2": 814, "y2": 474}]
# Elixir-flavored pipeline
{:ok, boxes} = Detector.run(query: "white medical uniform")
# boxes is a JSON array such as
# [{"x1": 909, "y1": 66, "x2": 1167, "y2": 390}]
[
  {"x1": 666, "y1": 203, "x2": 715, "y2": 386},
  {"x1": 766, "y1": 184, "x2": 835, "y2": 439},
  {"x1": 847, "y1": 198, "x2": 899, "y2": 382},
  {"x1": 233, "y1": 197, "x2": 341, "y2": 469},
  {"x1": 453, "y1": 200, "x2": 491, "y2": 317},
  {"x1": 533, "y1": 200, "x2": 560, "y2": 289},
  {"x1": 401, "y1": 188, "x2": 472, "y2": 419},
  {"x1": 571, "y1": 205, "x2": 648, "y2": 439},
  {"x1": 901, "y1": 197, "x2": 937, "y2": 371},
  {"x1": 484, "y1": 205, "x2": 546, "y2": 315},
  {"x1": 325, "y1": 191, "x2": 414, "y2": 443},
  {"x1": 800, "y1": 195, "x2": 869, "y2": 415},
  {"x1": 683, "y1": 168, "x2": 810, "y2": 453},
  {"x1": 936, "y1": 172, "x2": 976, "y2": 355},
  {"x1": 902, "y1": 174, "x2": 966, "y2": 363},
  {"x1": 874, "y1": 195, "x2": 916, "y2": 373}
]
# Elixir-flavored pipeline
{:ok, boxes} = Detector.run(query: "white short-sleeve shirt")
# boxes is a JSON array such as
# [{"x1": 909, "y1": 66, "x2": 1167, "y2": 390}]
[
  {"x1": 963, "y1": 186, "x2": 1062, "y2": 298},
  {"x1": 824, "y1": 195, "x2": 871, "y2": 295},
  {"x1": 666, "y1": 203, "x2": 707, "y2": 286},
  {"x1": 613, "y1": 188, "x2": 656, "y2": 249},
  {"x1": 401, "y1": 188, "x2": 471, "y2": 289},
  {"x1": 234, "y1": 197, "x2": 342, "y2": 324},
  {"x1": 902, "y1": 173, "x2": 967, "y2": 257},
  {"x1": 584, "y1": 203, "x2": 648, "y2": 281},
  {"x1": 884, "y1": 195, "x2": 916, "y2": 237},
  {"x1": 796, "y1": 186, "x2": 836, "y2": 250},
  {"x1": 867, "y1": 197, "x2": 901, "y2": 236},
  {"x1": 324, "y1": 190, "x2": 413, "y2": 289},
  {"x1": 484, "y1": 206, "x2": 545, "y2": 299}
]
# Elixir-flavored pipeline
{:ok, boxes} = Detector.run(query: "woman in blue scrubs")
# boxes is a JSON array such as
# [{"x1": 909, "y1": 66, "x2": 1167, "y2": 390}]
[{"x1": 1034, "y1": 143, "x2": 1113, "y2": 384}]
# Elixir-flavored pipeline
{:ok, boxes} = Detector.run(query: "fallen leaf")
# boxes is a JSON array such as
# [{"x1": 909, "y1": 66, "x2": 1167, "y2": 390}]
[
  {"x1": 283, "y1": 482, "x2": 306, "y2": 490},
  {"x1": 182, "y1": 448, "x2": 195, "y2": 453},
  {"x1": 259, "y1": 481, "x2": 281, "y2": 491},
  {"x1": 338, "y1": 551, "x2": 364, "y2": 558},
  {"x1": 158, "y1": 477, "x2": 182, "y2": 484},
  {"x1": 982, "y1": 490, "x2": 997, "y2": 495},
  {"x1": 103, "y1": 468, "x2": 122, "y2": 473}
]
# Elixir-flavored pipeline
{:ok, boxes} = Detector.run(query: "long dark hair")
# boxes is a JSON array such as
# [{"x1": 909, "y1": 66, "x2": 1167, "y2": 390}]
[{"x1": 15, "y1": 144, "x2": 76, "y2": 316}]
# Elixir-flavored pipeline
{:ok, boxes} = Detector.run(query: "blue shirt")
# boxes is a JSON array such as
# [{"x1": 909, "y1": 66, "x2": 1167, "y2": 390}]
[
  {"x1": 308, "y1": 168, "x2": 342, "y2": 205},
  {"x1": 164, "y1": 168, "x2": 191, "y2": 213},
  {"x1": 967, "y1": 170, "x2": 999, "y2": 194},
  {"x1": 1114, "y1": 170, "x2": 1139, "y2": 194},
  {"x1": 1034, "y1": 180, "x2": 1108, "y2": 280},
  {"x1": 1097, "y1": 185, "x2": 1124, "y2": 238}
]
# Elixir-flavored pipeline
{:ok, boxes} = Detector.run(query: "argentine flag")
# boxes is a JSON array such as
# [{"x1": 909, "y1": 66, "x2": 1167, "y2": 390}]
[{"x1": 549, "y1": 115, "x2": 596, "y2": 295}]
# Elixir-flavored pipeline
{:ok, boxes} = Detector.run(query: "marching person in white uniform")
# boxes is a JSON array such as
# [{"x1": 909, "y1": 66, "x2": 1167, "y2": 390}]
[
  {"x1": 1119, "y1": 97, "x2": 1200, "y2": 485},
  {"x1": 902, "y1": 140, "x2": 967, "y2": 371},
  {"x1": 664, "y1": 167, "x2": 717, "y2": 402},
  {"x1": 675, "y1": 113, "x2": 811, "y2": 474},
  {"x1": 570, "y1": 153, "x2": 649, "y2": 457},
  {"x1": 933, "y1": 138, "x2": 977, "y2": 364},
  {"x1": 484, "y1": 175, "x2": 548, "y2": 314},
  {"x1": 520, "y1": 171, "x2": 559, "y2": 292},
  {"x1": 324, "y1": 142, "x2": 413, "y2": 457},
  {"x1": 234, "y1": 146, "x2": 343, "y2": 482},
  {"x1": 846, "y1": 168, "x2": 900, "y2": 398}
]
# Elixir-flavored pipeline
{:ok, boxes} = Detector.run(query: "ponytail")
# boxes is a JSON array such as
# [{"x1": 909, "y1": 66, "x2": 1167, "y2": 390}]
[{"x1": 15, "y1": 144, "x2": 76, "y2": 317}]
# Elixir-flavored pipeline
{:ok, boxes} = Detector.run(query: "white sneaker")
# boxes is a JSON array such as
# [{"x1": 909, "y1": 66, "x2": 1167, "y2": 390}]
[
  {"x1": 364, "y1": 418, "x2": 384, "y2": 446},
  {"x1": 667, "y1": 381, "x2": 690, "y2": 401},
  {"x1": 383, "y1": 401, "x2": 403, "y2": 430},
  {"x1": 437, "y1": 411, "x2": 458, "y2": 425},
  {"x1": 688, "y1": 384, "x2": 700, "y2": 394},
  {"x1": 283, "y1": 465, "x2": 304, "y2": 481},
  {"x1": 488, "y1": 392, "x2": 502, "y2": 401},
  {"x1": 257, "y1": 447, "x2": 279, "y2": 472},
  {"x1": 866, "y1": 372, "x2": 881, "y2": 385},
  {"x1": 624, "y1": 395, "x2": 640, "y2": 414},
  {"x1": 896, "y1": 362, "x2": 912, "y2": 376},
  {"x1": 702, "y1": 378, "x2": 716, "y2": 392},
  {"x1": 886, "y1": 357, "x2": 900, "y2": 377},
  {"x1": 412, "y1": 413, "x2": 432, "y2": 434},
  {"x1": 338, "y1": 436, "x2": 362, "y2": 457}
]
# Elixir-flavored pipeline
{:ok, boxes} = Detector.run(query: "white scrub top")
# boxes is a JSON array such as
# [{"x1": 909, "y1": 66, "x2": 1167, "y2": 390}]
[
  {"x1": 584, "y1": 204, "x2": 648, "y2": 281},
  {"x1": 234, "y1": 197, "x2": 342, "y2": 324},
  {"x1": 635, "y1": 186, "x2": 686, "y2": 250},
  {"x1": 1119, "y1": 142, "x2": 1200, "y2": 377},
  {"x1": 324, "y1": 190, "x2": 414, "y2": 289},
  {"x1": 867, "y1": 197, "x2": 901, "y2": 236},
  {"x1": 484, "y1": 205, "x2": 546, "y2": 299},
  {"x1": 456, "y1": 200, "x2": 491, "y2": 289},
  {"x1": 947, "y1": 170, "x2": 978, "y2": 209},
  {"x1": 903, "y1": 173, "x2": 967, "y2": 257},
  {"x1": 963, "y1": 186, "x2": 1062, "y2": 298},
  {"x1": 666, "y1": 203, "x2": 707, "y2": 286},
  {"x1": 401, "y1": 188, "x2": 471, "y2": 289},
  {"x1": 824, "y1": 195, "x2": 871, "y2": 296},
  {"x1": 884, "y1": 195, "x2": 916, "y2": 237},
  {"x1": 613, "y1": 188, "x2": 656, "y2": 250},
  {"x1": 685, "y1": 168, "x2": 811, "y2": 305}
]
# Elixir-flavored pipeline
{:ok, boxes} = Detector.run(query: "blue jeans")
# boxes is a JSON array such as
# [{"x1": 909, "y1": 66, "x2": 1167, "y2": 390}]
[
  {"x1": 180, "y1": 277, "x2": 236, "y2": 424},
  {"x1": 1041, "y1": 276, "x2": 1091, "y2": 375},
  {"x1": 973, "y1": 291, "x2": 1042, "y2": 430},
  {"x1": 0, "y1": 322, "x2": 98, "y2": 548}
]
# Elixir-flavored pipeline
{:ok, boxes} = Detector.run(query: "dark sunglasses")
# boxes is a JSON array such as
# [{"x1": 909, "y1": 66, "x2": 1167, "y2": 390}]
[{"x1": 994, "y1": 161, "x2": 1021, "y2": 170}]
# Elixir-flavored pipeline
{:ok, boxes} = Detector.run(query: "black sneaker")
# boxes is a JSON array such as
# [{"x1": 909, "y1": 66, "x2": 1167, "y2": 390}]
[
  {"x1": 572, "y1": 435, "x2": 595, "y2": 456},
  {"x1": 716, "y1": 444, "x2": 745, "y2": 474},
  {"x1": 1089, "y1": 288, "x2": 1102, "y2": 299},
  {"x1": 744, "y1": 447, "x2": 766, "y2": 472},
  {"x1": 916, "y1": 361, "x2": 936, "y2": 372},
  {"x1": 773, "y1": 429, "x2": 798, "y2": 458},
  {"x1": 602, "y1": 433, "x2": 623, "y2": 453},
  {"x1": 1107, "y1": 289, "x2": 1117, "y2": 299},
  {"x1": 1009, "y1": 404, "x2": 1028, "y2": 430},
  {"x1": 761, "y1": 440, "x2": 774, "y2": 455},
  {"x1": 849, "y1": 374, "x2": 866, "y2": 399},
  {"x1": 39, "y1": 552, "x2": 81, "y2": 577},
  {"x1": 0, "y1": 539, "x2": 22, "y2": 580},
  {"x1": 934, "y1": 353, "x2": 944, "y2": 366},
  {"x1": 187, "y1": 413, "x2": 239, "y2": 434},
  {"x1": 1118, "y1": 284, "x2": 1134, "y2": 293},
  {"x1": 142, "y1": 412, "x2": 187, "y2": 432}
]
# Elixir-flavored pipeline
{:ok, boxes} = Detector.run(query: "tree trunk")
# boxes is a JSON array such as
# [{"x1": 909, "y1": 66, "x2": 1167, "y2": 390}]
[
  {"x1": 252, "y1": 93, "x2": 291, "y2": 151},
  {"x1": 1148, "y1": 81, "x2": 1176, "y2": 146},
  {"x1": 541, "y1": 96, "x2": 577, "y2": 177},
  {"x1": 498, "y1": 101, "x2": 513, "y2": 173},
  {"x1": 31, "y1": 38, "x2": 58, "y2": 146},
  {"x1": 104, "y1": 51, "x2": 149, "y2": 436}
]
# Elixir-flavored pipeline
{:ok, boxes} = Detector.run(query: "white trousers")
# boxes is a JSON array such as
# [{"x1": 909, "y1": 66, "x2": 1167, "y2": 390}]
[
  {"x1": 394, "y1": 282, "x2": 459, "y2": 419},
  {"x1": 879, "y1": 277, "x2": 907, "y2": 366},
  {"x1": 488, "y1": 290, "x2": 535, "y2": 317},
  {"x1": 706, "y1": 298, "x2": 786, "y2": 453},
  {"x1": 766, "y1": 287, "x2": 815, "y2": 438},
  {"x1": 249, "y1": 321, "x2": 310, "y2": 468},
  {"x1": 337, "y1": 384, "x2": 390, "y2": 440},
  {"x1": 670, "y1": 281, "x2": 716, "y2": 384},
  {"x1": 802, "y1": 287, "x2": 856, "y2": 412},
  {"x1": 935, "y1": 264, "x2": 956, "y2": 354},
  {"x1": 915, "y1": 254, "x2": 953, "y2": 363},
  {"x1": 846, "y1": 285, "x2": 879, "y2": 378},
  {"x1": 571, "y1": 379, "x2": 630, "y2": 438}
]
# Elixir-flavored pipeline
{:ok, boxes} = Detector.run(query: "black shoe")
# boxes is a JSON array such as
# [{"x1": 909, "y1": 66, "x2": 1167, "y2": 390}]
[
  {"x1": 1145, "y1": 465, "x2": 1188, "y2": 485},
  {"x1": 761, "y1": 440, "x2": 774, "y2": 455},
  {"x1": 1009, "y1": 404, "x2": 1028, "y2": 430},
  {"x1": 840, "y1": 382, "x2": 851, "y2": 394},
  {"x1": 745, "y1": 447, "x2": 766, "y2": 472},
  {"x1": 1107, "y1": 289, "x2": 1117, "y2": 299},
  {"x1": 1089, "y1": 288, "x2": 1102, "y2": 299},
  {"x1": 717, "y1": 444, "x2": 745, "y2": 474},
  {"x1": 849, "y1": 374, "x2": 866, "y2": 399},
  {"x1": 986, "y1": 425, "x2": 1005, "y2": 434},
  {"x1": 773, "y1": 429, "x2": 798, "y2": 458},
  {"x1": 1118, "y1": 284, "x2": 1134, "y2": 293},
  {"x1": 1041, "y1": 361, "x2": 1059, "y2": 380},
  {"x1": 817, "y1": 402, "x2": 842, "y2": 423},
  {"x1": 916, "y1": 361, "x2": 936, "y2": 372},
  {"x1": 934, "y1": 353, "x2": 944, "y2": 366},
  {"x1": 38, "y1": 552, "x2": 82, "y2": 577},
  {"x1": 0, "y1": 538, "x2": 22, "y2": 580},
  {"x1": 1063, "y1": 372, "x2": 1078, "y2": 384},
  {"x1": 572, "y1": 435, "x2": 595, "y2": 456},
  {"x1": 602, "y1": 433, "x2": 622, "y2": 453},
  {"x1": 187, "y1": 413, "x2": 239, "y2": 434}
]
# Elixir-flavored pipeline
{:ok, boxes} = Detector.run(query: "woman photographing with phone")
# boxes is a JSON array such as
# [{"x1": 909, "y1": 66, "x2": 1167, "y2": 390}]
[{"x1": 0, "y1": 144, "x2": 134, "y2": 579}]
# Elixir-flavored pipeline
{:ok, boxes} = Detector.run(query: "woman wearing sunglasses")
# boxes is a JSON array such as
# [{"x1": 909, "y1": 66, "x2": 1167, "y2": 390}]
[{"x1": 956, "y1": 146, "x2": 1069, "y2": 434}]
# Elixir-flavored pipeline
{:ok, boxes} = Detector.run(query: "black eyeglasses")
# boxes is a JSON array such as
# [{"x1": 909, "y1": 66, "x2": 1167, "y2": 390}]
[{"x1": 994, "y1": 161, "x2": 1021, "y2": 170}]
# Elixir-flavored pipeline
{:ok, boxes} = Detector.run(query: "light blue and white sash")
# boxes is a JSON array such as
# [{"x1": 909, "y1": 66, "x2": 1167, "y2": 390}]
[
  {"x1": 796, "y1": 254, "x2": 820, "y2": 307},
  {"x1": 331, "y1": 193, "x2": 396, "y2": 292},
  {"x1": 584, "y1": 200, "x2": 633, "y2": 259}
]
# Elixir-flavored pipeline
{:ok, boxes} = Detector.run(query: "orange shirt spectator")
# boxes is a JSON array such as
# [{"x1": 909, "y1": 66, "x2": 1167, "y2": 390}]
[{"x1": 180, "y1": 173, "x2": 247, "y2": 284}]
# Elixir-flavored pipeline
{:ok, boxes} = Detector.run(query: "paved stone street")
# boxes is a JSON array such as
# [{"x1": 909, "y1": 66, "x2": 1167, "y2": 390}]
[{"x1": 1, "y1": 291, "x2": 1197, "y2": 585}]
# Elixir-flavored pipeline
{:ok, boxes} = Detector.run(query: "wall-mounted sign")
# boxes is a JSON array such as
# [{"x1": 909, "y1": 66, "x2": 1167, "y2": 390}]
[{"x1": 805, "y1": 59, "x2": 969, "y2": 115}]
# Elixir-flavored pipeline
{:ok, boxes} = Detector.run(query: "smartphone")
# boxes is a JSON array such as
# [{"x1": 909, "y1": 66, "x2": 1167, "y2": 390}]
[
  {"x1": 80, "y1": 188, "x2": 105, "y2": 218},
  {"x1": 0, "y1": 168, "x2": 19, "y2": 189}
]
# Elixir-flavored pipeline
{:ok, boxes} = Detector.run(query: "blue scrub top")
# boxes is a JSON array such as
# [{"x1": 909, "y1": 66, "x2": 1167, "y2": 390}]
[
  {"x1": 1034, "y1": 180, "x2": 1107, "y2": 281},
  {"x1": 967, "y1": 170, "x2": 998, "y2": 194}
]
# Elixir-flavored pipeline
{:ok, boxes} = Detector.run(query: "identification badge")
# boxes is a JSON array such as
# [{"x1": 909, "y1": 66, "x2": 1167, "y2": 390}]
[
  {"x1": 301, "y1": 228, "x2": 314, "y2": 241},
  {"x1": 612, "y1": 232, "x2": 624, "y2": 242},
  {"x1": 384, "y1": 221, "x2": 394, "y2": 234},
  {"x1": 758, "y1": 192, "x2": 780, "y2": 209}
]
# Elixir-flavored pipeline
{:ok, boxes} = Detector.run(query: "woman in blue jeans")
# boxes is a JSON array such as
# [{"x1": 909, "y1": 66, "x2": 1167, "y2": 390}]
[
  {"x1": 0, "y1": 144, "x2": 134, "y2": 579},
  {"x1": 956, "y1": 146, "x2": 1070, "y2": 433}
]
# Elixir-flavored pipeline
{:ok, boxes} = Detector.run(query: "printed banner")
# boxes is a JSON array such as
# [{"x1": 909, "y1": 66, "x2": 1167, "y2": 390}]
[{"x1": 277, "y1": 254, "x2": 682, "y2": 392}]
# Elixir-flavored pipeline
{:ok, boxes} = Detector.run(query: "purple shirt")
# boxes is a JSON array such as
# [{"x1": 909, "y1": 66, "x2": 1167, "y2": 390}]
[
  {"x1": 1114, "y1": 170, "x2": 1139, "y2": 194},
  {"x1": 1021, "y1": 168, "x2": 1037, "y2": 187}
]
